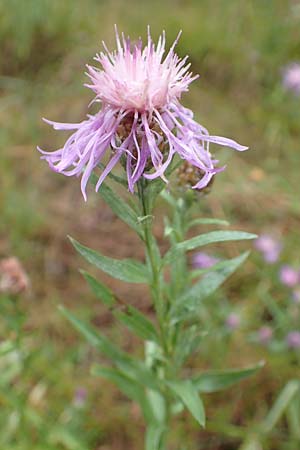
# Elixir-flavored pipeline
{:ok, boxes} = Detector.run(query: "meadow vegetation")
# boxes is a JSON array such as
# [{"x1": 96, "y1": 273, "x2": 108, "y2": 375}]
[{"x1": 1, "y1": 1, "x2": 300, "y2": 449}]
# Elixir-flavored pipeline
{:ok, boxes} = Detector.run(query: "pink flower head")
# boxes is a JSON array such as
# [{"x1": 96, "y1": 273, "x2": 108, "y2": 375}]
[
  {"x1": 282, "y1": 62, "x2": 300, "y2": 95},
  {"x1": 225, "y1": 313, "x2": 240, "y2": 330},
  {"x1": 192, "y1": 252, "x2": 219, "y2": 269},
  {"x1": 292, "y1": 289, "x2": 300, "y2": 304},
  {"x1": 286, "y1": 331, "x2": 300, "y2": 349},
  {"x1": 254, "y1": 234, "x2": 282, "y2": 264},
  {"x1": 39, "y1": 27, "x2": 248, "y2": 200},
  {"x1": 279, "y1": 265, "x2": 300, "y2": 288},
  {"x1": 258, "y1": 326, "x2": 273, "y2": 344}
]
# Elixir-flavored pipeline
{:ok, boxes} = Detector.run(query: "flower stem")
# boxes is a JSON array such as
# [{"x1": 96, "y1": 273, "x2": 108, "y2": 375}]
[{"x1": 137, "y1": 179, "x2": 172, "y2": 450}]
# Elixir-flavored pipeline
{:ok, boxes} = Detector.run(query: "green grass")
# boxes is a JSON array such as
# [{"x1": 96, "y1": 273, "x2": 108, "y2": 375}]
[{"x1": 1, "y1": 1, "x2": 300, "y2": 449}]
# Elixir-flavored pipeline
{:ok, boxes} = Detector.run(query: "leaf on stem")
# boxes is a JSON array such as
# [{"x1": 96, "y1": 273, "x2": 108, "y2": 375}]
[
  {"x1": 187, "y1": 218, "x2": 230, "y2": 230},
  {"x1": 171, "y1": 252, "x2": 250, "y2": 322},
  {"x1": 80, "y1": 270, "x2": 116, "y2": 307},
  {"x1": 163, "y1": 231, "x2": 256, "y2": 265},
  {"x1": 114, "y1": 306, "x2": 159, "y2": 342},
  {"x1": 91, "y1": 365, "x2": 162, "y2": 425},
  {"x1": 167, "y1": 379, "x2": 206, "y2": 426},
  {"x1": 69, "y1": 237, "x2": 148, "y2": 284},
  {"x1": 59, "y1": 306, "x2": 160, "y2": 391},
  {"x1": 192, "y1": 361, "x2": 264, "y2": 393},
  {"x1": 91, "y1": 175, "x2": 142, "y2": 236}
]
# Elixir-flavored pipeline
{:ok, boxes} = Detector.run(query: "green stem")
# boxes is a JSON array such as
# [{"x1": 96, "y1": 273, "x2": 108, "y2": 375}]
[
  {"x1": 138, "y1": 179, "x2": 167, "y2": 352},
  {"x1": 137, "y1": 180, "x2": 172, "y2": 450}
]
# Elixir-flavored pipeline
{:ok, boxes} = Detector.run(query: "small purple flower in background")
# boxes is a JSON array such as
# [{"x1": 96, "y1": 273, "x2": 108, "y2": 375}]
[
  {"x1": 254, "y1": 234, "x2": 282, "y2": 264},
  {"x1": 73, "y1": 387, "x2": 87, "y2": 408},
  {"x1": 38, "y1": 27, "x2": 247, "y2": 200},
  {"x1": 192, "y1": 252, "x2": 219, "y2": 269},
  {"x1": 282, "y1": 62, "x2": 300, "y2": 95},
  {"x1": 292, "y1": 289, "x2": 300, "y2": 304},
  {"x1": 258, "y1": 326, "x2": 273, "y2": 345},
  {"x1": 225, "y1": 313, "x2": 240, "y2": 330},
  {"x1": 286, "y1": 331, "x2": 300, "y2": 349},
  {"x1": 279, "y1": 265, "x2": 300, "y2": 288}
]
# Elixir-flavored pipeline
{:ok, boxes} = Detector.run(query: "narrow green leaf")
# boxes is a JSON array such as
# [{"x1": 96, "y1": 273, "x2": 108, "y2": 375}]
[
  {"x1": 187, "y1": 218, "x2": 230, "y2": 230},
  {"x1": 59, "y1": 306, "x2": 160, "y2": 391},
  {"x1": 173, "y1": 326, "x2": 204, "y2": 369},
  {"x1": 115, "y1": 306, "x2": 158, "y2": 342},
  {"x1": 192, "y1": 361, "x2": 264, "y2": 393},
  {"x1": 168, "y1": 380, "x2": 205, "y2": 426},
  {"x1": 59, "y1": 305, "x2": 124, "y2": 359},
  {"x1": 164, "y1": 230, "x2": 256, "y2": 265},
  {"x1": 69, "y1": 237, "x2": 148, "y2": 284},
  {"x1": 95, "y1": 179, "x2": 142, "y2": 236},
  {"x1": 171, "y1": 252, "x2": 250, "y2": 322},
  {"x1": 262, "y1": 380, "x2": 300, "y2": 433},
  {"x1": 92, "y1": 366, "x2": 165, "y2": 425},
  {"x1": 91, "y1": 365, "x2": 144, "y2": 403},
  {"x1": 146, "y1": 389, "x2": 166, "y2": 423},
  {"x1": 80, "y1": 270, "x2": 115, "y2": 307}
]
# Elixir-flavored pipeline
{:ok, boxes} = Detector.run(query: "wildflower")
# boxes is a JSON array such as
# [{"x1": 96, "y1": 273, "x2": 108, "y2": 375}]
[
  {"x1": 258, "y1": 326, "x2": 273, "y2": 344},
  {"x1": 286, "y1": 331, "x2": 300, "y2": 349},
  {"x1": 192, "y1": 251, "x2": 219, "y2": 269},
  {"x1": 292, "y1": 289, "x2": 300, "y2": 304},
  {"x1": 254, "y1": 234, "x2": 282, "y2": 264},
  {"x1": 0, "y1": 257, "x2": 29, "y2": 295},
  {"x1": 225, "y1": 313, "x2": 240, "y2": 330},
  {"x1": 39, "y1": 27, "x2": 247, "y2": 200},
  {"x1": 282, "y1": 62, "x2": 300, "y2": 95},
  {"x1": 73, "y1": 387, "x2": 87, "y2": 408},
  {"x1": 279, "y1": 265, "x2": 299, "y2": 288}
]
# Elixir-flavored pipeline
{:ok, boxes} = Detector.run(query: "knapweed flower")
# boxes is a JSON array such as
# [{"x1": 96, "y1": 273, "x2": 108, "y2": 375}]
[
  {"x1": 73, "y1": 387, "x2": 87, "y2": 408},
  {"x1": 279, "y1": 265, "x2": 300, "y2": 288},
  {"x1": 292, "y1": 289, "x2": 300, "y2": 304},
  {"x1": 39, "y1": 28, "x2": 247, "y2": 200},
  {"x1": 254, "y1": 234, "x2": 282, "y2": 264},
  {"x1": 258, "y1": 326, "x2": 273, "y2": 345},
  {"x1": 282, "y1": 62, "x2": 300, "y2": 95},
  {"x1": 192, "y1": 251, "x2": 219, "y2": 269},
  {"x1": 286, "y1": 331, "x2": 300, "y2": 349},
  {"x1": 225, "y1": 313, "x2": 240, "y2": 330}
]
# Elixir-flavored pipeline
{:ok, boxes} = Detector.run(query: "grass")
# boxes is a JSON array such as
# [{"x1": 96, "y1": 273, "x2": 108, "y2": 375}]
[{"x1": 1, "y1": 1, "x2": 300, "y2": 449}]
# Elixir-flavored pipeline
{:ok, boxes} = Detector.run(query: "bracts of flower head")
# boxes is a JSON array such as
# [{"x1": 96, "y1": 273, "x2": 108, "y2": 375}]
[{"x1": 38, "y1": 27, "x2": 248, "y2": 200}]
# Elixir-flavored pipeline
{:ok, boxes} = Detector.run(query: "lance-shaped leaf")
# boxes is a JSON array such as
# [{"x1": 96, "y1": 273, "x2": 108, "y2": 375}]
[
  {"x1": 187, "y1": 218, "x2": 229, "y2": 230},
  {"x1": 163, "y1": 230, "x2": 256, "y2": 265},
  {"x1": 91, "y1": 174, "x2": 141, "y2": 235},
  {"x1": 59, "y1": 305, "x2": 124, "y2": 359},
  {"x1": 171, "y1": 252, "x2": 250, "y2": 322},
  {"x1": 97, "y1": 182, "x2": 142, "y2": 236},
  {"x1": 192, "y1": 361, "x2": 264, "y2": 393},
  {"x1": 91, "y1": 365, "x2": 144, "y2": 403},
  {"x1": 69, "y1": 237, "x2": 148, "y2": 284},
  {"x1": 114, "y1": 306, "x2": 159, "y2": 343},
  {"x1": 92, "y1": 365, "x2": 165, "y2": 426},
  {"x1": 59, "y1": 306, "x2": 159, "y2": 391},
  {"x1": 167, "y1": 380, "x2": 205, "y2": 426},
  {"x1": 262, "y1": 380, "x2": 300, "y2": 434},
  {"x1": 80, "y1": 270, "x2": 116, "y2": 307}
]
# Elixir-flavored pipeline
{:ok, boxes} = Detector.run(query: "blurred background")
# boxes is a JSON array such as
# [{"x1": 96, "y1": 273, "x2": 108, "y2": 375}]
[{"x1": 1, "y1": 1, "x2": 300, "y2": 449}]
